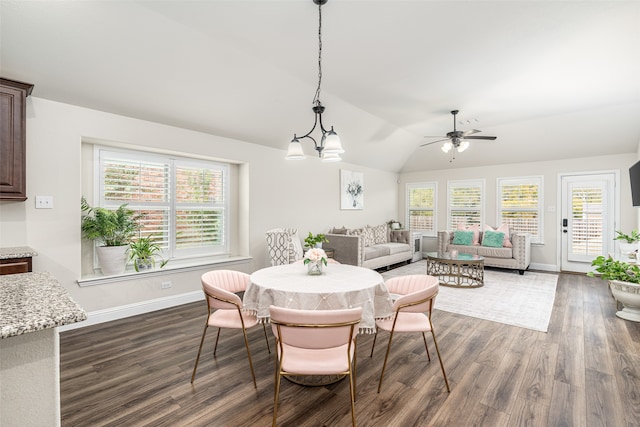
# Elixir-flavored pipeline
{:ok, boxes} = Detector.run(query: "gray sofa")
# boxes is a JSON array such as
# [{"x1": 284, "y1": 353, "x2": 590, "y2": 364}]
[
  {"x1": 325, "y1": 225, "x2": 413, "y2": 269},
  {"x1": 437, "y1": 230, "x2": 531, "y2": 274}
]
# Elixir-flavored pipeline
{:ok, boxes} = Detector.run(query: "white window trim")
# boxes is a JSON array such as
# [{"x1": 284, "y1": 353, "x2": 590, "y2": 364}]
[
  {"x1": 405, "y1": 181, "x2": 438, "y2": 237},
  {"x1": 496, "y1": 176, "x2": 544, "y2": 244},
  {"x1": 93, "y1": 145, "x2": 231, "y2": 264},
  {"x1": 447, "y1": 179, "x2": 485, "y2": 230}
]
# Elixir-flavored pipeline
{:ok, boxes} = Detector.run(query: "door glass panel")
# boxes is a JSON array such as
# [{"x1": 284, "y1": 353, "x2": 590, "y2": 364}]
[{"x1": 569, "y1": 182, "x2": 604, "y2": 261}]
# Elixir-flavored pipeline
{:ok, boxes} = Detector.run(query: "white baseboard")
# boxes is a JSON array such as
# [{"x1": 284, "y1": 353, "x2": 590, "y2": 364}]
[
  {"x1": 529, "y1": 262, "x2": 558, "y2": 272},
  {"x1": 58, "y1": 291, "x2": 205, "y2": 332}
]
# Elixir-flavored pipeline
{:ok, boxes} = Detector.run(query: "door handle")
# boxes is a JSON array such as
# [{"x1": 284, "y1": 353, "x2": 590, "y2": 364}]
[{"x1": 562, "y1": 219, "x2": 568, "y2": 227}]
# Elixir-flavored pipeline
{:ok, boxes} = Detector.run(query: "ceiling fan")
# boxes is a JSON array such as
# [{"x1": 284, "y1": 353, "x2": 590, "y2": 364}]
[{"x1": 421, "y1": 110, "x2": 497, "y2": 154}]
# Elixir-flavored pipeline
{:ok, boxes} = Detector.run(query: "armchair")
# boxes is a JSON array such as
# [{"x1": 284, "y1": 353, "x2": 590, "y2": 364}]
[{"x1": 265, "y1": 228, "x2": 304, "y2": 266}]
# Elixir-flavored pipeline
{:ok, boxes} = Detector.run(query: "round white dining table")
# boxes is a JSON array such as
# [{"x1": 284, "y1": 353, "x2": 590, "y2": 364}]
[{"x1": 244, "y1": 263, "x2": 394, "y2": 333}]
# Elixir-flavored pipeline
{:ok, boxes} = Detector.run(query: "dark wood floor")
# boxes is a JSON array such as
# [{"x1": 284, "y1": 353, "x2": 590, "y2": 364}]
[{"x1": 60, "y1": 273, "x2": 640, "y2": 427}]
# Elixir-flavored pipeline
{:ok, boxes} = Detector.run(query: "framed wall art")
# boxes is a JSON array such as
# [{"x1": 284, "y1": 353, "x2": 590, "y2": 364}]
[{"x1": 340, "y1": 169, "x2": 364, "y2": 210}]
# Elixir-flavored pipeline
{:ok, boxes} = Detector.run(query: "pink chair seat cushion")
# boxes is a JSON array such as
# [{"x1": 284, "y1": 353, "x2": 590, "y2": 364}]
[
  {"x1": 375, "y1": 312, "x2": 431, "y2": 333},
  {"x1": 208, "y1": 309, "x2": 259, "y2": 329},
  {"x1": 279, "y1": 342, "x2": 355, "y2": 375}
]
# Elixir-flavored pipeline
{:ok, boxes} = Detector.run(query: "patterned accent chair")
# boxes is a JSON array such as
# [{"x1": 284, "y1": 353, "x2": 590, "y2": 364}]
[{"x1": 265, "y1": 228, "x2": 304, "y2": 266}]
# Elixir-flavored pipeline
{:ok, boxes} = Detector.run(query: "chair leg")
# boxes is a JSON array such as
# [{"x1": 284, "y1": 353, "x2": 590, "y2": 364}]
[
  {"x1": 262, "y1": 322, "x2": 271, "y2": 354},
  {"x1": 191, "y1": 323, "x2": 209, "y2": 383},
  {"x1": 239, "y1": 326, "x2": 258, "y2": 388},
  {"x1": 348, "y1": 369, "x2": 356, "y2": 427},
  {"x1": 430, "y1": 327, "x2": 450, "y2": 392},
  {"x1": 353, "y1": 338, "x2": 357, "y2": 400},
  {"x1": 213, "y1": 328, "x2": 222, "y2": 355},
  {"x1": 377, "y1": 330, "x2": 395, "y2": 393},
  {"x1": 369, "y1": 331, "x2": 378, "y2": 357},
  {"x1": 272, "y1": 360, "x2": 283, "y2": 427},
  {"x1": 422, "y1": 332, "x2": 431, "y2": 361}
]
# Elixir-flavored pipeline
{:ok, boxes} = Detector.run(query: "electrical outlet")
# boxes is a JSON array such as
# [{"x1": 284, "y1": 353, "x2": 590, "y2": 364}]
[
  {"x1": 161, "y1": 281, "x2": 172, "y2": 289},
  {"x1": 35, "y1": 195, "x2": 54, "y2": 209}
]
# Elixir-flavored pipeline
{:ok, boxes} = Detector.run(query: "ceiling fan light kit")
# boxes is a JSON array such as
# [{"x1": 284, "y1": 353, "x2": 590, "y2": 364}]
[
  {"x1": 286, "y1": 0, "x2": 344, "y2": 162},
  {"x1": 422, "y1": 109, "x2": 497, "y2": 162}
]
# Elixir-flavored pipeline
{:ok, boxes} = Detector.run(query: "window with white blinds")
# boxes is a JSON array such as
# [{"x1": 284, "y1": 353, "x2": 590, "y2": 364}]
[
  {"x1": 447, "y1": 180, "x2": 484, "y2": 229},
  {"x1": 406, "y1": 182, "x2": 437, "y2": 236},
  {"x1": 497, "y1": 176, "x2": 543, "y2": 244},
  {"x1": 97, "y1": 147, "x2": 229, "y2": 259}
]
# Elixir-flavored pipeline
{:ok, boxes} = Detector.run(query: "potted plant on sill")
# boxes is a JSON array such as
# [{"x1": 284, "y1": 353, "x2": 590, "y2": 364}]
[
  {"x1": 587, "y1": 255, "x2": 640, "y2": 322},
  {"x1": 128, "y1": 235, "x2": 169, "y2": 272},
  {"x1": 614, "y1": 229, "x2": 640, "y2": 258},
  {"x1": 304, "y1": 232, "x2": 329, "y2": 249},
  {"x1": 387, "y1": 220, "x2": 402, "y2": 230},
  {"x1": 81, "y1": 197, "x2": 143, "y2": 275}
]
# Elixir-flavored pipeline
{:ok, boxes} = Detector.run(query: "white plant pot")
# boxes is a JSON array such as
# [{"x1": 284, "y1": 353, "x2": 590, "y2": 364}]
[
  {"x1": 609, "y1": 280, "x2": 640, "y2": 322},
  {"x1": 618, "y1": 242, "x2": 638, "y2": 258},
  {"x1": 96, "y1": 245, "x2": 128, "y2": 276}
]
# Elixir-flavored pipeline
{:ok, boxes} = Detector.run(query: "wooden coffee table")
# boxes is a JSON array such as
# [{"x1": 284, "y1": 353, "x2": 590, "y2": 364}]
[{"x1": 425, "y1": 251, "x2": 484, "y2": 288}]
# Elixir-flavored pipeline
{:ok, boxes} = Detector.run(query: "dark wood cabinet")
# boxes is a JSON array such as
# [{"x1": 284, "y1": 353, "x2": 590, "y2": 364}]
[
  {"x1": 0, "y1": 257, "x2": 32, "y2": 275},
  {"x1": 0, "y1": 78, "x2": 34, "y2": 201}
]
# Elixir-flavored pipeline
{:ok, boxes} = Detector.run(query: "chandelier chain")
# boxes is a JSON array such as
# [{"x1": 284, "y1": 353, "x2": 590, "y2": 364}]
[{"x1": 313, "y1": 1, "x2": 322, "y2": 106}]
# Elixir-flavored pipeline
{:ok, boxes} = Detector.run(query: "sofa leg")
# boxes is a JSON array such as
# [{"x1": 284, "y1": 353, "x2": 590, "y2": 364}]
[{"x1": 519, "y1": 270, "x2": 525, "y2": 275}]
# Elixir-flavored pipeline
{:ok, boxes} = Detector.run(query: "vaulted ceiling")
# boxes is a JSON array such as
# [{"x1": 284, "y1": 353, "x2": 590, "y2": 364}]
[{"x1": 2, "y1": 0, "x2": 639, "y2": 173}]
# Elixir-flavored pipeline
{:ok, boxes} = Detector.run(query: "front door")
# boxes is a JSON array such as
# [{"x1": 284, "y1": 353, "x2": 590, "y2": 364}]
[{"x1": 560, "y1": 172, "x2": 617, "y2": 273}]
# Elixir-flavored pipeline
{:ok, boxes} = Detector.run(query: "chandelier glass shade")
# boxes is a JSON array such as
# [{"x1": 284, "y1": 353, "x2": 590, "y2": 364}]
[{"x1": 286, "y1": 0, "x2": 344, "y2": 162}]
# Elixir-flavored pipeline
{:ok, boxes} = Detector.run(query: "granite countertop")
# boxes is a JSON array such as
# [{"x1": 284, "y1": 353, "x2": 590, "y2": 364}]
[
  {"x1": 0, "y1": 246, "x2": 38, "y2": 259},
  {"x1": 0, "y1": 272, "x2": 87, "y2": 339}
]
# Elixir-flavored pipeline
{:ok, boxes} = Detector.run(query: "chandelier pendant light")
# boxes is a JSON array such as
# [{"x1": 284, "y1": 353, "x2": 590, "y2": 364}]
[{"x1": 286, "y1": 0, "x2": 344, "y2": 162}]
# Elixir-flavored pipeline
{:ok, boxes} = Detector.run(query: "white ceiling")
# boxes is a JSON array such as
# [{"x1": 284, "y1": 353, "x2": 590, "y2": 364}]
[{"x1": 2, "y1": 0, "x2": 639, "y2": 173}]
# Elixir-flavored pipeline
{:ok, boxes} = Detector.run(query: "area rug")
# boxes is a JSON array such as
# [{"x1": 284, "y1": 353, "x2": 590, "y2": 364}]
[{"x1": 381, "y1": 261, "x2": 559, "y2": 332}]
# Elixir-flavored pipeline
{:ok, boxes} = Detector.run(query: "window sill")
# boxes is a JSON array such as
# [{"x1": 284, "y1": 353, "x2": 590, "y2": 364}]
[{"x1": 77, "y1": 255, "x2": 252, "y2": 287}]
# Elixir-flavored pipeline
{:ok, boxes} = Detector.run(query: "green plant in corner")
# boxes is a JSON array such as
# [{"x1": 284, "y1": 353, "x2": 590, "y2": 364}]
[
  {"x1": 587, "y1": 255, "x2": 640, "y2": 284},
  {"x1": 128, "y1": 235, "x2": 169, "y2": 272},
  {"x1": 614, "y1": 229, "x2": 640, "y2": 243},
  {"x1": 304, "y1": 232, "x2": 329, "y2": 248},
  {"x1": 81, "y1": 197, "x2": 143, "y2": 246}
]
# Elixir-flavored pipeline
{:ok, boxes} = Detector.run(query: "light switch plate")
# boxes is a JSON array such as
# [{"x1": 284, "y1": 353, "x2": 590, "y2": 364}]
[{"x1": 35, "y1": 195, "x2": 54, "y2": 209}]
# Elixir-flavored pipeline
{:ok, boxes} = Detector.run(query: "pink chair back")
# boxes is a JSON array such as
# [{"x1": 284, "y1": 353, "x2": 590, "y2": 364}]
[
  {"x1": 386, "y1": 275, "x2": 439, "y2": 313},
  {"x1": 201, "y1": 270, "x2": 250, "y2": 310},
  {"x1": 270, "y1": 306, "x2": 362, "y2": 349}
]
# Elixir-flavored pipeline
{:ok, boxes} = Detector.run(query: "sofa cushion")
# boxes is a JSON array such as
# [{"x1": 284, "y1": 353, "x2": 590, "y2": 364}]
[
  {"x1": 364, "y1": 245, "x2": 391, "y2": 260},
  {"x1": 371, "y1": 224, "x2": 388, "y2": 244},
  {"x1": 362, "y1": 226, "x2": 376, "y2": 247},
  {"x1": 376, "y1": 242, "x2": 410, "y2": 255},
  {"x1": 457, "y1": 223, "x2": 480, "y2": 245},
  {"x1": 453, "y1": 230, "x2": 474, "y2": 246},
  {"x1": 481, "y1": 230, "x2": 505, "y2": 248},
  {"x1": 477, "y1": 246, "x2": 513, "y2": 258},
  {"x1": 330, "y1": 226, "x2": 347, "y2": 235},
  {"x1": 485, "y1": 224, "x2": 513, "y2": 248}
]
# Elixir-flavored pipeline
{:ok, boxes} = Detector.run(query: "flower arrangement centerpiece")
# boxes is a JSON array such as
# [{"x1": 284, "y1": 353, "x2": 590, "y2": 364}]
[{"x1": 304, "y1": 248, "x2": 328, "y2": 275}]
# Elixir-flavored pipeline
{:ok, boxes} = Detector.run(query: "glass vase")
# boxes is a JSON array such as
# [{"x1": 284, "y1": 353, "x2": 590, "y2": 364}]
[{"x1": 307, "y1": 260, "x2": 324, "y2": 275}]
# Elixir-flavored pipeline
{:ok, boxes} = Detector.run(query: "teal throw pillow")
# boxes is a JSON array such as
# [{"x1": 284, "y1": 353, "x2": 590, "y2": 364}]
[
  {"x1": 482, "y1": 230, "x2": 505, "y2": 248},
  {"x1": 452, "y1": 230, "x2": 474, "y2": 246}
]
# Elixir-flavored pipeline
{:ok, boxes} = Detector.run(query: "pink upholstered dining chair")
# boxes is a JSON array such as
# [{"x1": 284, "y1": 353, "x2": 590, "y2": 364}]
[
  {"x1": 191, "y1": 270, "x2": 270, "y2": 387},
  {"x1": 269, "y1": 305, "x2": 363, "y2": 427},
  {"x1": 370, "y1": 274, "x2": 450, "y2": 393}
]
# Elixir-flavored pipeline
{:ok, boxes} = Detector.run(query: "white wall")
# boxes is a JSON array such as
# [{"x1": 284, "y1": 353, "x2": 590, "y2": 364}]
[
  {"x1": 399, "y1": 153, "x2": 638, "y2": 271},
  {"x1": 0, "y1": 97, "x2": 399, "y2": 313}
]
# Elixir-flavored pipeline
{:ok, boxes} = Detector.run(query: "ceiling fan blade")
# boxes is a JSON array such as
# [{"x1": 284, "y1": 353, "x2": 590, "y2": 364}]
[
  {"x1": 464, "y1": 136, "x2": 497, "y2": 140},
  {"x1": 420, "y1": 138, "x2": 448, "y2": 147},
  {"x1": 461, "y1": 129, "x2": 481, "y2": 137}
]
